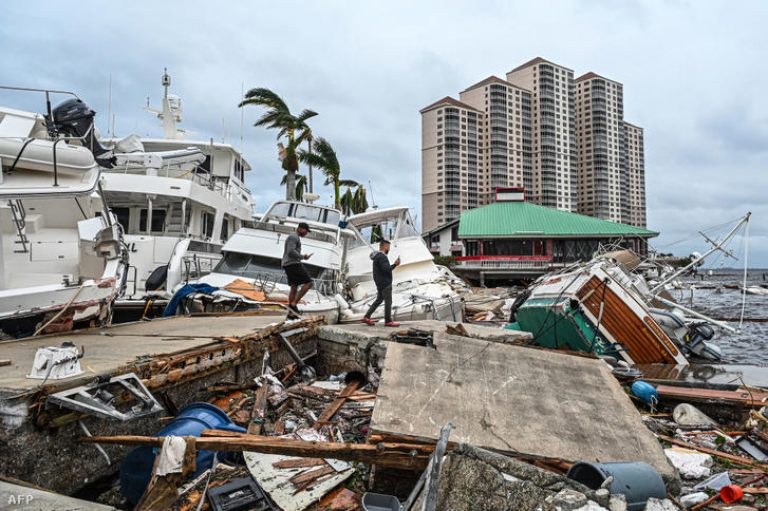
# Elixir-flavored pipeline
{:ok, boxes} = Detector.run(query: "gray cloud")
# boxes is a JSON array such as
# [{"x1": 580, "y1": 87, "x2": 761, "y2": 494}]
[{"x1": 2, "y1": 0, "x2": 767, "y2": 265}]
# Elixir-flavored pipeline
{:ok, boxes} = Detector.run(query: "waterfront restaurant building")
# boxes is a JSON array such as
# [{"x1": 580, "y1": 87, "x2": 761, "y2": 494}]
[{"x1": 424, "y1": 188, "x2": 657, "y2": 283}]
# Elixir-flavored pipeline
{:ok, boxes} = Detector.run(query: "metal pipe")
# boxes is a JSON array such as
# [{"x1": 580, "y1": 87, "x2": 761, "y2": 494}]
[
  {"x1": 97, "y1": 181, "x2": 113, "y2": 227},
  {"x1": 654, "y1": 295, "x2": 738, "y2": 333}
]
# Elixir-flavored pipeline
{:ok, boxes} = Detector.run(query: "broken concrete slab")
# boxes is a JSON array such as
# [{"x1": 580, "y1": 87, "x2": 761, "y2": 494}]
[
  {"x1": 318, "y1": 319, "x2": 531, "y2": 350},
  {"x1": 370, "y1": 333, "x2": 677, "y2": 484},
  {"x1": 411, "y1": 444, "x2": 596, "y2": 511}
]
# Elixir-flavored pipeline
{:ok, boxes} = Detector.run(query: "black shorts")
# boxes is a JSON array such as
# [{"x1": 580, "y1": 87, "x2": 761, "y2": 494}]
[{"x1": 284, "y1": 264, "x2": 312, "y2": 286}]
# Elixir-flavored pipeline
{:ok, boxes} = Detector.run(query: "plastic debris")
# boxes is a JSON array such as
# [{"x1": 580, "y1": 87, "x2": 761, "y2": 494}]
[
  {"x1": 693, "y1": 471, "x2": 731, "y2": 491},
  {"x1": 672, "y1": 403, "x2": 718, "y2": 430},
  {"x1": 663, "y1": 447, "x2": 713, "y2": 479},
  {"x1": 678, "y1": 492, "x2": 709, "y2": 506}
]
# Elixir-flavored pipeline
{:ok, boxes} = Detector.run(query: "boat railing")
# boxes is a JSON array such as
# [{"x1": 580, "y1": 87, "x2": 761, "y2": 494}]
[
  {"x1": 0, "y1": 86, "x2": 104, "y2": 189},
  {"x1": 454, "y1": 257, "x2": 560, "y2": 271}
]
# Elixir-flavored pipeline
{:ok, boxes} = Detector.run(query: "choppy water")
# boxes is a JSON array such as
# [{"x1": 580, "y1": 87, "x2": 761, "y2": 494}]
[{"x1": 673, "y1": 269, "x2": 768, "y2": 364}]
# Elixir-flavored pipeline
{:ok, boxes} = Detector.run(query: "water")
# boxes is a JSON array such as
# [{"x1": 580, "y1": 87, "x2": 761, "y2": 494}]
[{"x1": 674, "y1": 269, "x2": 768, "y2": 364}]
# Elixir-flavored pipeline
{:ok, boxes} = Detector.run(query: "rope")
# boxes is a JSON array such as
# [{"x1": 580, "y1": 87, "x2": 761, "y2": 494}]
[{"x1": 33, "y1": 284, "x2": 85, "y2": 336}]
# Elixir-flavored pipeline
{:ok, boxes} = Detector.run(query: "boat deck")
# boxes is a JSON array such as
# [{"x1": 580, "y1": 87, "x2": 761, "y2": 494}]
[{"x1": 0, "y1": 313, "x2": 285, "y2": 395}]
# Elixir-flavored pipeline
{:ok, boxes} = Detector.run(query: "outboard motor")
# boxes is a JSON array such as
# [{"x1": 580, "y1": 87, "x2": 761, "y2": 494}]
[
  {"x1": 50, "y1": 98, "x2": 115, "y2": 168},
  {"x1": 686, "y1": 322, "x2": 722, "y2": 361}
]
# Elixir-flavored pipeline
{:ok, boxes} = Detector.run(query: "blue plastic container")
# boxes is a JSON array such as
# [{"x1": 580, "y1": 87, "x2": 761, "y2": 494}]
[
  {"x1": 120, "y1": 402, "x2": 246, "y2": 505},
  {"x1": 566, "y1": 461, "x2": 666, "y2": 511},
  {"x1": 630, "y1": 380, "x2": 658, "y2": 406}
]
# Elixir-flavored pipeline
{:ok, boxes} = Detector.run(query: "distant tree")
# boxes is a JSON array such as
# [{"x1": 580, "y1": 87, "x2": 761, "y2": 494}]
[
  {"x1": 281, "y1": 174, "x2": 307, "y2": 202},
  {"x1": 239, "y1": 88, "x2": 316, "y2": 200},
  {"x1": 340, "y1": 184, "x2": 370, "y2": 216}
]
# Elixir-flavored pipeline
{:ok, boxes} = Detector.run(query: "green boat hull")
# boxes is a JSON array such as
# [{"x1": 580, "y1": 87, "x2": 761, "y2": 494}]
[{"x1": 507, "y1": 297, "x2": 620, "y2": 358}]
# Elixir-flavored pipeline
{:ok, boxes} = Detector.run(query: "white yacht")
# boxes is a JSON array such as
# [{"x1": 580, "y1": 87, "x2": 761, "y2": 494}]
[
  {"x1": 339, "y1": 207, "x2": 468, "y2": 323},
  {"x1": 96, "y1": 71, "x2": 256, "y2": 311},
  {"x1": 181, "y1": 200, "x2": 351, "y2": 323},
  {"x1": 0, "y1": 88, "x2": 128, "y2": 337}
]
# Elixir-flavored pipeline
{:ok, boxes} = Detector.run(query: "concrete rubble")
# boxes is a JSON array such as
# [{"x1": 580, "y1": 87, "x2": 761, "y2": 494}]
[{"x1": 0, "y1": 312, "x2": 766, "y2": 510}]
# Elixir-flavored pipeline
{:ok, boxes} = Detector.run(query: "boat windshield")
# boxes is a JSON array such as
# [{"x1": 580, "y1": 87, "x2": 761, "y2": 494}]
[
  {"x1": 214, "y1": 252, "x2": 326, "y2": 281},
  {"x1": 265, "y1": 202, "x2": 341, "y2": 227}
]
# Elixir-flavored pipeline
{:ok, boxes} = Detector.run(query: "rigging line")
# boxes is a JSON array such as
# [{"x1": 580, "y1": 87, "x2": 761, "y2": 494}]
[{"x1": 739, "y1": 218, "x2": 750, "y2": 329}]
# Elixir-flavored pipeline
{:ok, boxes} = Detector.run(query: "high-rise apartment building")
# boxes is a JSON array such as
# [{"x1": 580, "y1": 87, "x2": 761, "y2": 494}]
[
  {"x1": 624, "y1": 122, "x2": 646, "y2": 228},
  {"x1": 506, "y1": 58, "x2": 577, "y2": 212},
  {"x1": 458, "y1": 77, "x2": 533, "y2": 205},
  {"x1": 421, "y1": 97, "x2": 482, "y2": 232},
  {"x1": 421, "y1": 57, "x2": 647, "y2": 232},
  {"x1": 575, "y1": 72, "x2": 626, "y2": 223}
]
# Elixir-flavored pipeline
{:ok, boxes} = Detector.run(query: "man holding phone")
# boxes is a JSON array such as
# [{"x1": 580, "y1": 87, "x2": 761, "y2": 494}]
[
  {"x1": 282, "y1": 222, "x2": 313, "y2": 316},
  {"x1": 362, "y1": 239, "x2": 401, "y2": 327}
]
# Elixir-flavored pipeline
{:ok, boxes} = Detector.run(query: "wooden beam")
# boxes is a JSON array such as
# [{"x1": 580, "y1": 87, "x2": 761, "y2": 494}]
[
  {"x1": 247, "y1": 380, "x2": 269, "y2": 435},
  {"x1": 313, "y1": 380, "x2": 361, "y2": 429},
  {"x1": 658, "y1": 434, "x2": 768, "y2": 469},
  {"x1": 81, "y1": 433, "x2": 431, "y2": 471}
]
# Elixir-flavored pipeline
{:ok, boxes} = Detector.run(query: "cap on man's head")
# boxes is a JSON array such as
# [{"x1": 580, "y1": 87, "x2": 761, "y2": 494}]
[{"x1": 298, "y1": 222, "x2": 311, "y2": 232}]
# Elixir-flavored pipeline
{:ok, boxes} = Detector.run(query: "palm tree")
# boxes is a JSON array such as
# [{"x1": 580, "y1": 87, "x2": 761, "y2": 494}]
[
  {"x1": 339, "y1": 184, "x2": 369, "y2": 216},
  {"x1": 299, "y1": 137, "x2": 358, "y2": 209},
  {"x1": 239, "y1": 88, "x2": 316, "y2": 201},
  {"x1": 281, "y1": 174, "x2": 307, "y2": 202}
]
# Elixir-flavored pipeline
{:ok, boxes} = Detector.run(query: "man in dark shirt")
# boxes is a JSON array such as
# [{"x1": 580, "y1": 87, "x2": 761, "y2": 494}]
[
  {"x1": 362, "y1": 239, "x2": 401, "y2": 326},
  {"x1": 282, "y1": 222, "x2": 313, "y2": 315}
]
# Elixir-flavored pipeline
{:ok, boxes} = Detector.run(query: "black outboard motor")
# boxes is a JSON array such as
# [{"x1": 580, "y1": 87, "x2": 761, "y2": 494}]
[
  {"x1": 50, "y1": 98, "x2": 115, "y2": 168},
  {"x1": 686, "y1": 322, "x2": 721, "y2": 361}
]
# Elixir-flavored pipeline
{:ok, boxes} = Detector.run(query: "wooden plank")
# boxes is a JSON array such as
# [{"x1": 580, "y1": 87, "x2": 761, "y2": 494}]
[
  {"x1": 289, "y1": 465, "x2": 335, "y2": 486},
  {"x1": 313, "y1": 380, "x2": 361, "y2": 429},
  {"x1": 0, "y1": 360, "x2": 11, "y2": 367},
  {"x1": 272, "y1": 458, "x2": 326, "y2": 469},
  {"x1": 656, "y1": 385, "x2": 768, "y2": 407},
  {"x1": 247, "y1": 381, "x2": 269, "y2": 435},
  {"x1": 658, "y1": 435, "x2": 768, "y2": 469},
  {"x1": 81, "y1": 433, "x2": 431, "y2": 471}
]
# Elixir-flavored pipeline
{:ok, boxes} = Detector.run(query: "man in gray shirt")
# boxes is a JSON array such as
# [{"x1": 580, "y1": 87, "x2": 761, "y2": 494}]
[{"x1": 282, "y1": 222, "x2": 313, "y2": 315}]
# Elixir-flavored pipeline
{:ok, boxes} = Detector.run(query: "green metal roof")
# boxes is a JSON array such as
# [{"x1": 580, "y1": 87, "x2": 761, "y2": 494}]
[{"x1": 458, "y1": 201, "x2": 658, "y2": 239}]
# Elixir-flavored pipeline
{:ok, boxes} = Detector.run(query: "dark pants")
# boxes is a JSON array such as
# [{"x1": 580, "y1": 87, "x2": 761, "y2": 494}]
[{"x1": 365, "y1": 285, "x2": 392, "y2": 323}]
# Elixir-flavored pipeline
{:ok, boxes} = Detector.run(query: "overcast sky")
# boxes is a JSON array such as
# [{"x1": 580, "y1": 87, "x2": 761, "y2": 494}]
[{"x1": 2, "y1": 1, "x2": 766, "y2": 266}]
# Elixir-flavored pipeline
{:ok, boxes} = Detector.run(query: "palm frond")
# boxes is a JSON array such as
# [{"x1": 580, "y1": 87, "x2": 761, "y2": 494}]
[
  {"x1": 339, "y1": 179, "x2": 359, "y2": 187},
  {"x1": 296, "y1": 109, "x2": 319, "y2": 125},
  {"x1": 240, "y1": 88, "x2": 289, "y2": 112}
]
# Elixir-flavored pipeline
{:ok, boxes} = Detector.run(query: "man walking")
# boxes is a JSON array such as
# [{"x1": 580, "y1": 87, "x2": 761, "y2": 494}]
[
  {"x1": 362, "y1": 239, "x2": 401, "y2": 327},
  {"x1": 282, "y1": 222, "x2": 313, "y2": 316}
]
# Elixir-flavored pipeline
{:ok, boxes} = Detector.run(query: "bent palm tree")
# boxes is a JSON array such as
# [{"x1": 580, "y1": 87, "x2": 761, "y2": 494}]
[
  {"x1": 240, "y1": 88, "x2": 316, "y2": 200},
  {"x1": 299, "y1": 137, "x2": 358, "y2": 209}
]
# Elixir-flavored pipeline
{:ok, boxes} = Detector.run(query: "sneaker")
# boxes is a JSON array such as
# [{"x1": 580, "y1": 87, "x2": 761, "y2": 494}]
[
  {"x1": 362, "y1": 317, "x2": 375, "y2": 326},
  {"x1": 384, "y1": 321, "x2": 400, "y2": 327},
  {"x1": 286, "y1": 305, "x2": 301, "y2": 318}
]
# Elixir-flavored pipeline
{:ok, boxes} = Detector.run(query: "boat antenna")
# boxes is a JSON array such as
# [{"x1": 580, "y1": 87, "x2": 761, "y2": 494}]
[
  {"x1": 368, "y1": 179, "x2": 377, "y2": 209},
  {"x1": 107, "y1": 73, "x2": 112, "y2": 137}
]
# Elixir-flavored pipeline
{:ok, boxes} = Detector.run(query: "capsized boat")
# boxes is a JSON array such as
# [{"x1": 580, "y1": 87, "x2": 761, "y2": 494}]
[
  {"x1": 508, "y1": 213, "x2": 753, "y2": 365},
  {"x1": 338, "y1": 207, "x2": 468, "y2": 323},
  {"x1": 175, "y1": 200, "x2": 351, "y2": 323},
  {"x1": 0, "y1": 87, "x2": 128, "y2": 337},
  {"x1": 508, "y1": 253, "x2": 692, "y2": 365}
]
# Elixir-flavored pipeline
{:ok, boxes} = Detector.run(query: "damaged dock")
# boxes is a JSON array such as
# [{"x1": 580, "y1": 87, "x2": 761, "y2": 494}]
[{"x1": 12, "y1": 313, "x2": 768, "y2": 510}]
